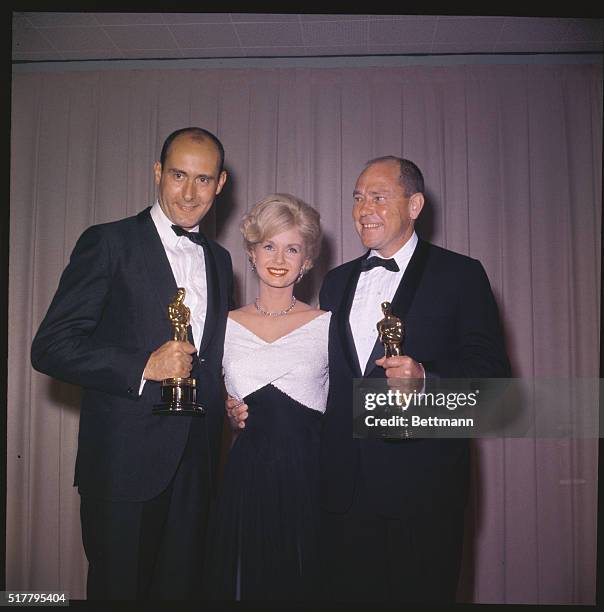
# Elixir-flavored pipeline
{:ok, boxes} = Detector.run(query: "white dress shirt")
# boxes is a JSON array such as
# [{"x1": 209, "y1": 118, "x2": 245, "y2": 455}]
[
  {"x1": 140, "y1": 202, "x2": 208, "y2": 392},
  {"x1": 349, "y1": 232, "x2": 418, "y2": 373},
  {"x1": 150, "y1": 201, "x2": 208, "y2": 350}
]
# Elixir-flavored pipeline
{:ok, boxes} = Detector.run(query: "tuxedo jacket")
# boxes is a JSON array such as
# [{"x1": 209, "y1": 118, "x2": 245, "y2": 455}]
[
  {"x1": 31, "y1": 207, "x2": 233, "y2": 502},
  {"x1": 319, "y1": 238, "x2": 510, "y2": 519}
]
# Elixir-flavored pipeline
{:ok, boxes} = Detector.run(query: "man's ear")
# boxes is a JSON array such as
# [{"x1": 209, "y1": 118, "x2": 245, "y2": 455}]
[
  {"x1": 153, "y1": 161, "x2": 162, "y2": 186},
  {"x1": 216, "y1": 170, "x2": 228, "y2": 195},
  {"x1": 409, "y1": 193, "x2": 425, "y2": 220}
]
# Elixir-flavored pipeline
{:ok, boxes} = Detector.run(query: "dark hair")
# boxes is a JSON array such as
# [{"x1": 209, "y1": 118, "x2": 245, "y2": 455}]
[
  {"x1": 159, "y1": 127, "x2": 225, "y2": 173},
  {"x1": 366, "y1": 155, "x2": 424, "y2": 197}
]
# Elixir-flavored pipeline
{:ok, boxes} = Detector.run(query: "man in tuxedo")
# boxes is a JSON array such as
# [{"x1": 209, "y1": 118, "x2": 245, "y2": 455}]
[
  {"x1": 317, "y1": 156, "x2": 510, "y2": 602},
  {"x1": 31, "y1": 127, "x2": 232, "y2": 600}
]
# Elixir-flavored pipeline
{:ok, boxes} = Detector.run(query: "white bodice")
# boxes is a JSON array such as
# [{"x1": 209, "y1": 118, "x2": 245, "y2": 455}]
[{"x1": 223, "y1": 312, "x2": 331, "y2": 414}]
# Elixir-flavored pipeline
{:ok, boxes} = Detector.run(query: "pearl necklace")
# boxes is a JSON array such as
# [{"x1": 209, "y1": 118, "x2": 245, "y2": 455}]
[{"x1": 254, "y1": 296, "x2": 297, "y2": 316}]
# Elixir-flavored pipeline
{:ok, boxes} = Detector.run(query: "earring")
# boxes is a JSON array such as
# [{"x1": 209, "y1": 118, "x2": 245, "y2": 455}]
[
  {"x1": 296, "y1": 268, "x2": 306, "y2": 283},
  {"x1": 249, "y1": 258, "x2": 256, "y2": 273}
]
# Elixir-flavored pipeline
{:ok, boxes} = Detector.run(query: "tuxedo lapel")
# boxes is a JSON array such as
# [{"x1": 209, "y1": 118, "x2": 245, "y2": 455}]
[
  {"x1": 137, "y1": 208, "x2": 179, "y2": 329},
  {"x1": 336, "y1": 257, "x2": 365, "y2": 378},
  {"x1": 197, "y1": 239, "x2": 221, "y2": 355},
  {"x1": 363, "y1": 239, "x2": 431, "y2": 377}
]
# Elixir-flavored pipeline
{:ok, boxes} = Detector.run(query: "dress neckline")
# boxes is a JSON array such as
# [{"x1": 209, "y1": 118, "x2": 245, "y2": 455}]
[{"x1": 228, "y1": 311, "x2": 330, "y2": 345}]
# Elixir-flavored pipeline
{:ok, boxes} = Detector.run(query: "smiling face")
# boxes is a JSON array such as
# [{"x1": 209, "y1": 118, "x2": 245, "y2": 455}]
[
  {"x1": 251, "y1": 227, "x2": 311, "y2": 290},
  {"x1": 352, "y1": 160, "x2": 424, "y2": 258},
  {"x1": 154, "y1": 134, "x2": 227, "y2": 230}
]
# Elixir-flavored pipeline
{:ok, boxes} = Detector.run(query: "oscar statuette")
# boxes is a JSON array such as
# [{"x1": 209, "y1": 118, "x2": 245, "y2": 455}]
[
  {"x1": 153, "y1": 288, "x2": 204, "y2": 416},
  {"x1": 376, "y1": 301, "x2": 404, "y2": 357},
  {"x1": 376, "y1": 301, "x2": 412, "y2": 438}
]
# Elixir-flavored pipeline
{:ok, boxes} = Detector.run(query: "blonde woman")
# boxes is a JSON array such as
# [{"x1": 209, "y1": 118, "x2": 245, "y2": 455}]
[{"x1": 205, "y1": 194, "x2": 329, "y2": 601}]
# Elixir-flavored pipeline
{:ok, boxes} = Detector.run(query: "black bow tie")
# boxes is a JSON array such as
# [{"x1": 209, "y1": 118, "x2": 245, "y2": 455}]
[
  {"x1": 360, "y1": 256, "x2": 400, "y2": 273},
  {"x1": 171, "y1": 225, "x2": 208, "y2": 247}
]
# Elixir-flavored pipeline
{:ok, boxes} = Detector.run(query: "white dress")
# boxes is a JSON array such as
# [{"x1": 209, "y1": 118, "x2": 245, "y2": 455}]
[{"x1": 205, "y1": 312, "x2": 330, "y2": 601}]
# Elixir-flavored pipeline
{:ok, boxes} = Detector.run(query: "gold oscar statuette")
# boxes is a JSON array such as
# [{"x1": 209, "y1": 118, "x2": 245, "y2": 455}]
[
  {"x1": 376, "y1": 301, "x2": 404, "y2": 357},
  {"x1": 153, "y1": 288, "x2": 204, "y2": 416},
  {"x1": 376, "y1": 301, "x2": 416, "y2": 438}
]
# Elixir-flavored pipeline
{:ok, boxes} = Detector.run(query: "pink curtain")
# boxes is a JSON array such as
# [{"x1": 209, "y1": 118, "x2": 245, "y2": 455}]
[{"x1": 9, "y1": 62, "x2": 602, "y2": 602}]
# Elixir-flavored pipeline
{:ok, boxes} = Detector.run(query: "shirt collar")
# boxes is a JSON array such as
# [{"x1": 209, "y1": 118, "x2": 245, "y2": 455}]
[
  {"x1": 369, "y1": 231, "x2": 418, "y2": 269},
  {"x1": 150, "y1": 201, "x2": 199, "y2": 248}
]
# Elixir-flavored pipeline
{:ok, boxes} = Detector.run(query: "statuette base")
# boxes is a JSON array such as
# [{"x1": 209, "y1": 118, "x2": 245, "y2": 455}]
[{"x1": 153, "y1": 377, "x2": 205, "y2": 416}]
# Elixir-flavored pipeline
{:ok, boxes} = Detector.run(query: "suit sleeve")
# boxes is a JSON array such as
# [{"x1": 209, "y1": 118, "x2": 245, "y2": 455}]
[
  {"x1": 319, "y1": 270, "x2": 336, "y2": 311},
  {"x1": 31, "y1": 225, "x2": 151, "y2": 399},
  {"x1": 225, "y1": 250, "x2": 236, "y2": 311},
  {"x1": 422, "y1": 259, "x2": 510, "y2": 379}
]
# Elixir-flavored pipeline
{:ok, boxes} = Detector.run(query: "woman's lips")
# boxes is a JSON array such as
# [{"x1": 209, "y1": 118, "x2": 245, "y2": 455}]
[{"x1": 267, "y1": 267, "x2": 288, "y2": 277}]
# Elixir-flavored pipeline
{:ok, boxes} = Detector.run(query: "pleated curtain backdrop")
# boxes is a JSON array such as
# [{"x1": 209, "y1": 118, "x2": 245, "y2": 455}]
[{"x1": 8, "y1": 62, "x2": 602, "y2": 603}]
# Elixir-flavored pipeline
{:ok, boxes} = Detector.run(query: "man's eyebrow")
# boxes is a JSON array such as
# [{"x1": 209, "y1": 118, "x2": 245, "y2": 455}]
[
  {"x1": 354, "y1": 188, "x2": 389, "y2": 196},
  {"x1": 168, "y1": 169, "x2": 216, "y2": 180}
]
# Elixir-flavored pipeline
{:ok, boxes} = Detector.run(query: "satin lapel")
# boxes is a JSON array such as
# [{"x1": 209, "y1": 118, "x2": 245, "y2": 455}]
[
  {"x1": 337, "y1": 256, "x2": 365, "y2": 378},
  {"x1": 363, "y1": 239, "x2": 431, "y2": 377},
  {"x1": 197, "y1": 239, "x2": 220, "y2": 355},
  {"x1": 137, "y1": 208, "x2": 179, "y2": 328}
]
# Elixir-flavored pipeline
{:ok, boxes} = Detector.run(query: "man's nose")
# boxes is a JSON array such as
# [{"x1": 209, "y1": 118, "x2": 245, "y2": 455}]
[{"x1": 183, "y1": 180, "x2": 195, "y2": 201}]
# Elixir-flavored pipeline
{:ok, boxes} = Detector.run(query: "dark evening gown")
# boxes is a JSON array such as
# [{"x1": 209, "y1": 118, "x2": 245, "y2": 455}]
[{"x1": 205, "y1": 312, "x2": 330, "y2": 601}]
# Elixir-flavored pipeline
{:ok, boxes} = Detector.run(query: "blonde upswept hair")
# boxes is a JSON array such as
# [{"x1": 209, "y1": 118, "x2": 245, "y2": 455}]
[{"x1": 240, "y1": 193, "x2": 322, "y2": 269}]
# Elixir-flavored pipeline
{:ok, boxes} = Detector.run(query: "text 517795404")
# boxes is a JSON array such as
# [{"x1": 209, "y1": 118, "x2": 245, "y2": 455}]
[{"x1": 1, "y1": 592, "x2": 68, "y2": 607}]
